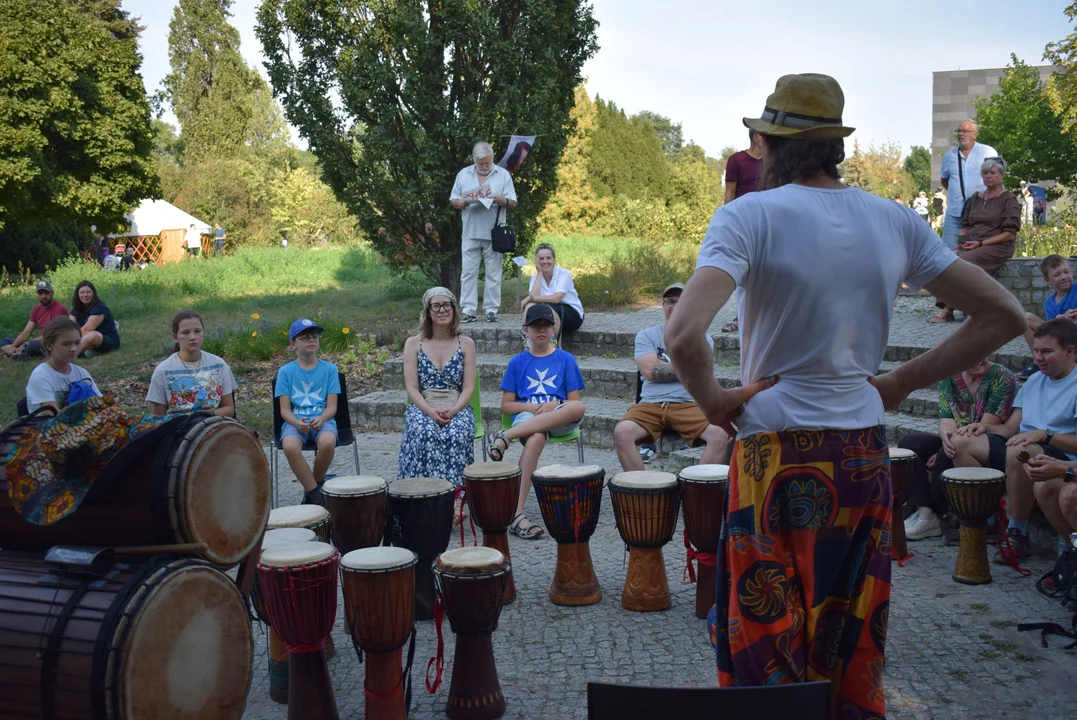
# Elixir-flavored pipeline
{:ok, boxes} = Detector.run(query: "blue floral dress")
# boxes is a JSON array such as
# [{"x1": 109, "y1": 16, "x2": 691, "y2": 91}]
[{"x1": 397, "y1": 341, "x2": 476, "y2": 486}]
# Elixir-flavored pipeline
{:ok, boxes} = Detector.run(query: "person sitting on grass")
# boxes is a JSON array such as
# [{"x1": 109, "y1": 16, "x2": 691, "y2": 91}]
[
  {"x1": 1, "y1": 280, "x2": 68, "y2": 360},
  {"x1": 275, "y1": 318, "x2": 340, "y2": 506},
  {"x1": 69, "y1": 280, "x2": 120, "y2": 358},
  {"x1": 147, "y1": 310, "x2": 236, "y2": 417},
  {"x1": 488, "y1": 303, "x2": 586, "y2": 539},
  {"x1": 1024, "y1": 453, "x2": 1077, "y2": 562},
  {"x1": 950, "y1": 319, "x2": 1077, "y2": 563},
  {"x1": 25, "y1": 318, "x2": 102, "y2": 413},
  {"x1": 1021, "y1": 255, "x2": 1077, "y2": 374}
]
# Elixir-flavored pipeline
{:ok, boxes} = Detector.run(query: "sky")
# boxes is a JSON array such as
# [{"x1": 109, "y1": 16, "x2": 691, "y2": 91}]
[{"x1": 125, "y1": 0, "x2": 1073, "y2": 158}]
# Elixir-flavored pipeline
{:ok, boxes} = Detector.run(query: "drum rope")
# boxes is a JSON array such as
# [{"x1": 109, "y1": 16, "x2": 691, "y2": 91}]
[
  {"x1": 425, "y1": 595, "x2": 445, "y2": 693},
  {"x1": 260, "y1": 558, "x2": 338, "y2": 658},
  {"x1": 572, "y1": 487, "x2": 582, "y2": 567},
  {"x1": 682, "y1": 529, "x2": 717, "y2": 584},
  {"x1": 403, "y1": 624, "x2": 417, "y2": 712},
  {"x1": 453, "y1": 487, "x2": 477, "y2": 548},
  {"x1": 997, "y1": 498, "x2": 1033, "y2": 577}
]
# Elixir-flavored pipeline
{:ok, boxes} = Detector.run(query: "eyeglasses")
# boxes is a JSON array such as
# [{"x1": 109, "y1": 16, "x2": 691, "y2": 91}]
[
  {"x1": 955, "y1": 127, "x2": 976, "y2": 134},
  {"x1": 662, "y1": 298, "x2": 679, "y2": 307},
  {"x1": 429, "y1": 302, "x2": 453, "y2": 312}
]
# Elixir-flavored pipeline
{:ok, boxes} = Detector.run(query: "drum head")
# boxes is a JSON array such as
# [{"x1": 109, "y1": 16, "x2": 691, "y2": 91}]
[
  {"x1": 436, "y1": 546, "x2": 505, "y2": 573},
  {"x1": 942, "y1": 467, "x2": 1005, "y2": 482},
  {"x1": 176, "y1": 418, "x2": 271, "y2": 567},
  {"x1": 268, "y1": 505, "x2": 329, "y2": 530},
  {"x1": 322, "y1": 475, "x2": 387, "y2": 497},
  {"x1": 462, "y1": 461, "x2": 521, "y2": 480},
  {"x1": 389, "y1": 477, "x2": 454, "y2": 497},
  {"x1": 678, "y1": 464, "x2": 729, "y2": 482},
  {"x1": 260, "y1": 541, "x2": 335, "y2": 567},
  {"x1": 610, "y1": 470, "x2": 677, "y2": 490},
  {"x1": 119, "y1": 562, "x2": 253, "y2": 719},
  {"x1": 888, "y1": 447, "x2": 916, "y2": 459},
  {"x1": 341, "y1": 546, "x2": 417, "y2": 571},
  {"x1": 532, "y1": 464, "x2": 605, "y2": 482},
  {"x1": 262, "y1": 527, "x2": 316, "y2": 547}
]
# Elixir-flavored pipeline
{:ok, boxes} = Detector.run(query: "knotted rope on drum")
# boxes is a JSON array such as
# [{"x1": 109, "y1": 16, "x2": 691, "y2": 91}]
[
  {"x1": 682, "y1": 529, "x2": 717, "y2": 583},
  {"x1": 453, "y1": 486, "x2": 477, "y2": 548},
  {"x1": 362, "y1": 626, "x2": 418, "y2": 708},
  {"x1": 261, "y1": 561, "x2": 336, "y2": 658},
  {"x1": 425, "y1": 595, "x2": 446, "y2": 693},
  {"x1": 997, "y1": 497, "x2": 1032, "y2": 577}
]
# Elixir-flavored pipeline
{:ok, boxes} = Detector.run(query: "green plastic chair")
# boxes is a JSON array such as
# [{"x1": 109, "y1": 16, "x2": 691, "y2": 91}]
[
  {"x1": 500, "y1": 412, "x2": 584, "y2": 463},
  {"x1": 404, "y1": 384, "x2": 486, "y2": 459}
]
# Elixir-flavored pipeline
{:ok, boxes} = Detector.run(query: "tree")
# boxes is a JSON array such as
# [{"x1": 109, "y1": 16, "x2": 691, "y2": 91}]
[
  {"x1": 975, "y1": 55, "x2": 1077, "y2": 199},
  {"x1": 634, "y1": 111, "x2": 684, "y2": 157},
  {"x1": 903, "y1": 145, "x2": 932, "y2": 195},
  {"x1": 841, "y1": 140, "x2": 918, "y2": 201},
  {"x1": 0, "y1": 0, "x2": 159, "y2": 268},
  {"x1": 711, "y1": 146, "x2": 738, "y2": 187},
  {"x1": 256, "y1": 0, "x2": 598, "y2": 289},
  {"x1": 1045, "y1": 3, "x2": 1077, "y2": 136},
  {"x1": 588, "y1": 99, "x2": 670, "y2": 199}
]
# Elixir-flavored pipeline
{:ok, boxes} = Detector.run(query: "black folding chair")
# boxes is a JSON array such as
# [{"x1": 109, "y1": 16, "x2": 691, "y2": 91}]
[
  {"x1": 269, "y1": 371, "x2": 360, "y2": 507},
  {"x1": 16, "y1": 396, "x2": 29, "y2": 417},
  {"x1": 587, "y1": 681, "x2": 831, "y2": 720}
]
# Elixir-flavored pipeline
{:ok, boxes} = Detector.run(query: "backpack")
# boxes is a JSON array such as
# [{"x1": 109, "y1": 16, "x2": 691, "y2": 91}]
[{"x1": 1018, "y1": 547, "x2": 1077, "y2": 649}]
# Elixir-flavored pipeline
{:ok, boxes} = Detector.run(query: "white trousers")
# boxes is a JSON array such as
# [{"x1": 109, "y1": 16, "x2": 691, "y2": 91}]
[{"x1": 460, "y1": 237, "x2": 502, "y2": 316}]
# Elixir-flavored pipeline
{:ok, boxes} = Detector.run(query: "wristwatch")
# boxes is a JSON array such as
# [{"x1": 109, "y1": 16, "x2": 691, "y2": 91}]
[
  {"x1": 1065, "y1": 467, "x2": 1075, "y2": 483},
  {"x1": 1044, "y1": 429, "x2": 1055, "y2": 446}
]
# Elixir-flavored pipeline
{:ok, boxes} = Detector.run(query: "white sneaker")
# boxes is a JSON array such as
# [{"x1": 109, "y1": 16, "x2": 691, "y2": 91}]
[
  {"x1": 904, "y1": 513, "x2": 921, "y2": 532},
  {"x1": 907, "y1": 515, "x2": 942, "y2": 540}
]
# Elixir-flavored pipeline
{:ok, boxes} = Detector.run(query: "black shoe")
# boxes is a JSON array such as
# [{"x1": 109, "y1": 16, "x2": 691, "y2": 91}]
[{"x1": 302, "y1": 486, "x2": 325, "y2": 506}]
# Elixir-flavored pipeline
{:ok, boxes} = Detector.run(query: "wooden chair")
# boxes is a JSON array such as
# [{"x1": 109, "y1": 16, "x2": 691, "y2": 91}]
[{"x1": 586, "y1": 681, "x2": 831, "y2": 720}]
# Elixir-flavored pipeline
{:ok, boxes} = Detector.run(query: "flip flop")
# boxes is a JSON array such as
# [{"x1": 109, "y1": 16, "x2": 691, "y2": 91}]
[
  {"x1": 721, "y1": 319, "x2": 739, "y2": 333},
  {"x1": 487, "y1": 431, "x2": 509, "y2": 461}
]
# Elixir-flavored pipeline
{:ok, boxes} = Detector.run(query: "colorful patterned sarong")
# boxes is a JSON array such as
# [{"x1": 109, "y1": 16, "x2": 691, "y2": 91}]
[{"x1": 715, "y1": 426, "x2": 891, "y2": 720}]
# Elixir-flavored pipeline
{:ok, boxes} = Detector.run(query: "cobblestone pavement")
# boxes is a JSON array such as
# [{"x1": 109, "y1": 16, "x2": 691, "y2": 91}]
[{"x1": 243, "y1": 433, "x2": 1076, "y2": 720}]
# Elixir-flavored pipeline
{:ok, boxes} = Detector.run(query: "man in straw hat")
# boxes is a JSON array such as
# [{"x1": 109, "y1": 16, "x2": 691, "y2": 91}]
[{"x1": 665, "y1": 73, "x2": 1025, "y2": 717}]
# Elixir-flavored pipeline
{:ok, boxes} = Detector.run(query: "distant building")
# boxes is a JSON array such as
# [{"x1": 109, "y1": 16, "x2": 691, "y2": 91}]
[{"x1": 931, "y1": 65, "x2": 1057, "y2": 188}]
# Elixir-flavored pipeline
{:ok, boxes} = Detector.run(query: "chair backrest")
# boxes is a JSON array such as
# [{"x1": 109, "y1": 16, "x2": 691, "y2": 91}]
[
  {"x1": 333, "y1": 371, "x2": 355, "y2": 445},
  {"x1": 469, "y1": 383, "x2": 484, "y2": 439},
  {"x1": 586, "y1": 681, "x2": 831, "y2": 720},
  {"x1": 270, "y1": 376, "x2": 284, "y2": 445},
  {"x1": 16, "y1": 396, "x2": 29, "y2": 417}
]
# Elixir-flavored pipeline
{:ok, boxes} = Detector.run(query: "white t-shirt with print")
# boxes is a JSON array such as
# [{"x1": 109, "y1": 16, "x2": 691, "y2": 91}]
[
  {"x1": 530, "y1": 266, "x2": 584, "y2": 318},
  {"x1": 696, "y1": 183, "x2": 957, "y2": 436},
  {"x1": 26, "y1": 363, "x2": 100, "y2": 412},
  {"x1": 147, "y1": 351, "x2": 237, "y2": 414}
]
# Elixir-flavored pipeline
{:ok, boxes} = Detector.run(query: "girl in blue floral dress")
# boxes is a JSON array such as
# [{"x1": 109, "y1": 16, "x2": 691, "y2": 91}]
[{"x1": 398, "y1": 287, "x2": 477, "y2": 487}]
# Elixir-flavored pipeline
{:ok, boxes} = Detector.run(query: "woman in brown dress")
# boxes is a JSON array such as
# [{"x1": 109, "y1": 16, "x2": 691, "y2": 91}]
[{"x1": 931, "y1": 156, "x2": 1021, "y2": 322}]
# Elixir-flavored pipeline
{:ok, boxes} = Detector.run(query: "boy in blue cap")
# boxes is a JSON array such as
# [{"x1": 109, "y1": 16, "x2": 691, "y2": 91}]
[{"x1": 276, "y1": 318, "x2": 340, "y2": 504}]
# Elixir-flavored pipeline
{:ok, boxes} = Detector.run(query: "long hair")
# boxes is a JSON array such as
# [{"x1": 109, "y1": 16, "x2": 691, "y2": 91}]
[
  {"x1": 760, "y1": 136, "x2": 846, "y2": 190},
  {"x1": 71, "y1": 280, "x2": 100, "y2": 314},
  {"x1": 42, "y1": 317, "x2": 81, "y2": 354},
  {"x1": 171, "y1": 309, "x2": 205, "y2": 352},
  {"x1": 418, "y1": 287, "x2": 460, "y2": 339}
]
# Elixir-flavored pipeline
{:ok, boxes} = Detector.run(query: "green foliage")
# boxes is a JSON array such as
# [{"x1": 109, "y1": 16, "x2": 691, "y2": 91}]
[
  {"x1": 1045, "y1": 3, "x2": 1077, "y2": 137},
  {"x1": 634, "y1": 111, "x2": 685, "y2": 158},
  {"x1": 975, "y1": 55, "x2": 1077, "y2": 200},
  {"x1": 0, "y1": 0, "x2": 159, "y2": 263},
  {"x1": 270, "y1": 168, "x2": 359, "y2": 246},
  {"x1": 589, "y1": 99, "x2": 671, "y2": 199},
  {"x1": 1015, "y1": 203, "x2": 1077, "y2": 257},
  {"x1": 0, "y1": 221, "x2": 94, "y2": 277},
  {"x1": 571, "y1": 238, "x2": 697, "y2": 308},
  {"x1": 841, "y1": 140, "x2": 919, "y2": 201},
  {"x1": 903, "y1": 146, "x2": 932, "y2": 195},
  {"x1": 256, "y1": 0, "x2": 598, "y2": 290}
]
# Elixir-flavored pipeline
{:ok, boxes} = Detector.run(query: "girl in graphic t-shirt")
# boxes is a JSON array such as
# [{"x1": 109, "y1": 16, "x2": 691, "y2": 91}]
[
  {"x1": 25, "y1": 318, "x2": 101, "y2": 412},
  {"x1": 147, "y1": 310, "x2": 236, "y2": 417}
]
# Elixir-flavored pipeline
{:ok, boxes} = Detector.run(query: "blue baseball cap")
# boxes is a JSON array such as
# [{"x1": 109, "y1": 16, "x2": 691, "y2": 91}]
[{"x1": 289, "y1": 318, "x2": 325, "y2": 342}]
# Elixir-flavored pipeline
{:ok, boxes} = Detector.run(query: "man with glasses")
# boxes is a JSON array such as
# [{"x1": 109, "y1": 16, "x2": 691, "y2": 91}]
[
  {"x1": 940, "y1": 120, "x2": 997, "y2": 250},
  {"x1": 451, "y1": 141, "x2": 518, "y2": 323},
  {"x1": 613, "y1": 283, "x2": 731, "y2": 470}
]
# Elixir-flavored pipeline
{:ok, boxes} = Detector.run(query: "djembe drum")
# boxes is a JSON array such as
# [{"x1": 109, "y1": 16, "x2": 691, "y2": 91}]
[
  {"x1": 678, "y1": 464, "x2": 728, "y2": 618},
  {"x1": 433, "y1": 547, "x2": 510, "y2": 720},
  {"x1": 609, "y1": 471, "x2": 682, "y2": 612},
  {"x1": 889, "y1": 447, "x2": 917, "y2": 562},
  {"x1": 386, "y1": 477, "x2": 455, "y2": 620},
  {"x1": 340, "y1": 546, "x2": 417, "y2": 720},
  {"x1": 942, "y1": 467, "x2": 1006, "y2": 584},
  {"x1": 532, "y1": 464, "x2": 605, "y2": 606},
  {"x1": 257, "y1": 542, "x2": 341, "y2": 720},
  {"x1": 322, "y1": 475, "x2": 388, "y2": 554},
  {"x1": 0, "y1": 548, "x2": 253, "y2": 719},
  {"x1": 461, "y1": 462, "x2": 521, "y2": 605}
]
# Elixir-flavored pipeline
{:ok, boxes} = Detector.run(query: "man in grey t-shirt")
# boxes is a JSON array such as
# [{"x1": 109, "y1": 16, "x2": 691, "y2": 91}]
[{"x1": 613, "y1": 283, "x2": 731, "y2": 471}]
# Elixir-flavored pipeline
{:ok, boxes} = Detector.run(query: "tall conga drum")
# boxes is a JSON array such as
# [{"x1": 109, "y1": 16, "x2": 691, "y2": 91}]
[
  {"x1": 889, "y1": 447, "x2": 917, "y2": 562},
  {"x1": 257, "y1": 542, "x2": 341, "y2": 720},
  {"x1": 609, "y1": 471, "x2": 681, "y2": 612},
  {"x1": 433, "y1": 547, "x2": 509, "y2": 720},
  {"x1": 0, "y1": 549, "x2": 253, "y2": 719},
  {"x1": 322, "y1": 475, "x2": 388, "y2": 554},
  {"x1": 386, "y1": 477, "x2": 455, "y2": 620},
  {"x1": 678, "y1": 464, "x2": 728, "y2": 618},
  {"x1": 532, "y1": 464, "x2": 605, "y2": 606},
  {"x1": 461, "y1": 462, "x2": 521, "y2": 605},
  {"x1": 266, "y1": 504, "x2": 335, "y2": 658},
  {"x1": 942, "y1": 467, "x2": 1006, "y2": 584},
  {"x1": 341, "y1": 546, "x2": 417, "y2": 720}
]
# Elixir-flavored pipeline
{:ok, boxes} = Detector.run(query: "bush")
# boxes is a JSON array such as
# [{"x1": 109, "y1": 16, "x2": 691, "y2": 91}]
[
  {"x1": 571, "y1": 238, "x2": 697, "y2": 309},
  {"x1": 1015, "y1": 205, "x2": 1077, "y2": 257}
]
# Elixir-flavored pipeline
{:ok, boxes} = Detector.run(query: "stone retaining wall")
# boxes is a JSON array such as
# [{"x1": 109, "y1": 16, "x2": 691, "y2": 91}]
[{"x1": 996, "y1": 257, "x2": 1054, "y2": 314}]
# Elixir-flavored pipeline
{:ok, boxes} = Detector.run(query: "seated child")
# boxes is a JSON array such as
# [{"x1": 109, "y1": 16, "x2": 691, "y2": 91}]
[
  {"x1": 25, "y1": 318, "x2": 101, "y2": 412},
  {"x1": 147, "y1": 310, "x2": 236, "y2": 417},
  {"x1": 1025, "y1": 255, "x2": 1077, "y2": 352}
]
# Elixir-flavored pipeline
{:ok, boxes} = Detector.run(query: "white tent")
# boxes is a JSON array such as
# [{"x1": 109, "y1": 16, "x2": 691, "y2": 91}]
[{"x1": 116, "y1": 199, "x2": 211, "y2": 237}]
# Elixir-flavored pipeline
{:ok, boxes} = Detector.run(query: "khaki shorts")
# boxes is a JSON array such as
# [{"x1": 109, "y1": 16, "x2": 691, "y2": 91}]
[{"x1": 619, "y1": 402, "x2": 710, "y2": 445}]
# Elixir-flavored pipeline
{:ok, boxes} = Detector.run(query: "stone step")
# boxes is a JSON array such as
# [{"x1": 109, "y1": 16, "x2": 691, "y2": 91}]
[
  {"x1": 350, "y1": 390, "x2": 939, "y2": 454},
  {"x1": 383, "y1": 355, "x2": 941, "y2": 418}
]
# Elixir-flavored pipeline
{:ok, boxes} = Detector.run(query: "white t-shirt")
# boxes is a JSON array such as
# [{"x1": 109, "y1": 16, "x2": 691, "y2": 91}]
[
  {"x1": 147, "y1": 351, "x2": 237, "y2": 414},
  {"x1": 696, "y1": 184, "x2": 957, "y2": 436},
  {"x1": 449, "y1": 164, "x2": 518, "y2": 243},
  {"x1": 530, "y1": 266, "x2": 584, "y2": 318},
  {"x1": 185, "y1": 227, "x2": 201, "y2": 249},
  {"x1": 1013, "y1": 367, "x2": 1077, "y2": 460},
  {"x1": 26, "y1": 363, "x2": 100, "y2": 412}
]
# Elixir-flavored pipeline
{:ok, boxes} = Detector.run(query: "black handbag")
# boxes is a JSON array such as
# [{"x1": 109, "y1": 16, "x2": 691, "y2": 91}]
[{"x1": 490, "y1": 204, "x2": 516, "y2": 254}]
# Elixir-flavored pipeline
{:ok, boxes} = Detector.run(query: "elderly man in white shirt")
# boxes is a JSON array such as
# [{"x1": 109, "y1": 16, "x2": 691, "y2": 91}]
[
  {"x1": 450, "y1": 141, "x2": 518, "y2": 323},
  {"x1": 939, "y1": 119, "x2": 998, "y2": 250}
]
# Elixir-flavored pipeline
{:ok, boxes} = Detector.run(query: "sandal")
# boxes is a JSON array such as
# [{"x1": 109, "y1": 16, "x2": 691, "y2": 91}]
[
  {"x1": 510, "y1": 513, "x2": 545, "y2": 540},
  {"x1": 721, "y1": 319, "x2": 739, "y2": 333},
  {"x1": 487, "y1": 431, "x2": 509, "y2": 461},
  {"x1": 930, "y1": 310, "x2": 955, "y2": 323}
]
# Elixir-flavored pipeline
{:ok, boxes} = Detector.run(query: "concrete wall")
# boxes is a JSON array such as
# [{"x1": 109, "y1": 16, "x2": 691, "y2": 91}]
[{"x1": 996, "y1": 257, "x2": 1054, "y2": 314}]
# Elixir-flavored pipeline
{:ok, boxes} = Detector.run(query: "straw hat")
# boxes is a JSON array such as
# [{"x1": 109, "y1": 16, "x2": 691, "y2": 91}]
[{"x1": 743, "y1": 73, "x2": 855, "y2": 139}]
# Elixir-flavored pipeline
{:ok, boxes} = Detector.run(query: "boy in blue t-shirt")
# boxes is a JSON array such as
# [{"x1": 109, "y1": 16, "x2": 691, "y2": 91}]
[
  {"x1": 275, "y1": 318, "x2": 340, "y2": 504},
  {"x1": 1024, "y1": 255, "x2": 1077, "y2": 355},
  {"x1": 489, "y1": 304, "x2": 586, "y2": 539}
]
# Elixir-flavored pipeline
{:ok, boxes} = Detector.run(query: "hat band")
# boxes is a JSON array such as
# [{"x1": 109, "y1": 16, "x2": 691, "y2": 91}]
[{"x1": 761, "y1": 106, "x2": 843, "y2": 130}]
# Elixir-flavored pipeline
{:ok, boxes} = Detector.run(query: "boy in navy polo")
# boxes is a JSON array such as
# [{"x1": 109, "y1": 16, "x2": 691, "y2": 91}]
[
  {"x1": 276, "y1": 318, "x2": 340, "y2": 505},
  {"x1": 489, "y1": 304, "x2": 586, "y2": 539},
  {"x1": 1024, "y1": 255, "x2": 1077, "y2": 355}
]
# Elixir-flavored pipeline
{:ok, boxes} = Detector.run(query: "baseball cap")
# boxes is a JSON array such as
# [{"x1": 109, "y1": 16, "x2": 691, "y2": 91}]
[
  {"x1": 114, "y1": 243, "x2": 126, "y2": 254},
  {"x1": 289, "y1": 318, "x2": 325, "y2": 341},
  {"x1": 524, "y1": 304, "x2": 556, "y2": 326},
  {"x1": 662, "y1": 282, "x2": 685, "y2": 298},
  {"x1": 35, "y1": 280, "x2": 53, "y2": 292}
]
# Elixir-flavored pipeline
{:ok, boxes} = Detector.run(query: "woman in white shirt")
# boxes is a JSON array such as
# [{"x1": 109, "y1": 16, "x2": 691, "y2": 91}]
[{"x1": 518, "y1": 243, "x2": 584, "y2": 341}]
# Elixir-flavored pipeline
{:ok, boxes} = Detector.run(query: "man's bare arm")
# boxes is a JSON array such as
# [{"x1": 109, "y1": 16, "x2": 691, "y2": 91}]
[{"x1": 637, "y1": 353, "x2": 680, "y2": 383}]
